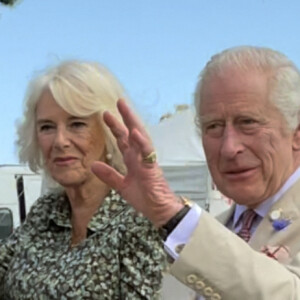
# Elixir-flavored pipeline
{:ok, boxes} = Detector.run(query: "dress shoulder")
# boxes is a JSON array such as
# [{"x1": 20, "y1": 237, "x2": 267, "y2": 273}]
[{"x1": 23, "y1": 192, "x2": 64, "y2": 228}]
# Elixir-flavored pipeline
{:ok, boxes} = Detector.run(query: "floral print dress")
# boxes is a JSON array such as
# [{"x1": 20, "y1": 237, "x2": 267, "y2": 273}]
[{"x1": 0, "y1": 190, "x2": 166, "y2": 299}]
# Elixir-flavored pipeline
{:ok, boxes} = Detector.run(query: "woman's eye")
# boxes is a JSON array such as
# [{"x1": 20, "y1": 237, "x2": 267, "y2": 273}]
[
  {"x1": 39, "y1": 124, "x2": 54, "y2": 132},
  {"x1": 71, "y1": 121, "x2": 87, "y2": 128}
]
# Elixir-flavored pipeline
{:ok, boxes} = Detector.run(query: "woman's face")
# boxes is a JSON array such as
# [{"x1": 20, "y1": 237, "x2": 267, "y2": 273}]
[{"x1": 36, "y1": 90, "x2": 106, "y2": 187}]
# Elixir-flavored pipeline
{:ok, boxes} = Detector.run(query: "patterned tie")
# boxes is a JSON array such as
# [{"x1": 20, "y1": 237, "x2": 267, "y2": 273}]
[{"x1": 237, "y1": 209, "x2": 257, "y2": 242}]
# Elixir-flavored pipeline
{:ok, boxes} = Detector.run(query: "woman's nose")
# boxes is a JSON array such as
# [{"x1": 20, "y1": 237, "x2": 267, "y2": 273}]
[{"x1": 53, "y1": 127, "x2": 71, "y2": 149}]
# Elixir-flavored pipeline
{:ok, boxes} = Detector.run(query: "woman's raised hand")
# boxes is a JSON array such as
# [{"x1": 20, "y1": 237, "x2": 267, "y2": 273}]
[{"x1": 91, "y1": 99, "x2": 183, "y2": 227}]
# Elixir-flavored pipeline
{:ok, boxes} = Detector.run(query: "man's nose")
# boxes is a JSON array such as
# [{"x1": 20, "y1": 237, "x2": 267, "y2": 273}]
[{"x1": 220, "y1": 126, "x2": 244, "y2": 159}]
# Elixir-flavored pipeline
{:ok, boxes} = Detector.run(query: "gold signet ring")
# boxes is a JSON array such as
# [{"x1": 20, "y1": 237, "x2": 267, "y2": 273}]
[{"x1": 142, "y1": 151, "x2": 157, "y2": 164}]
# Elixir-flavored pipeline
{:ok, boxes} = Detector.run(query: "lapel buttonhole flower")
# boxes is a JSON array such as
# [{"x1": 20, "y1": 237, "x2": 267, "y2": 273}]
[{"x1": 272, "y1": 219, "x2": 291, "y2": 231}]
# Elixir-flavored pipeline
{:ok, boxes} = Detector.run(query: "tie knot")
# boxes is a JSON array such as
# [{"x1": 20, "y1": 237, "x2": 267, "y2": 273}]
[{"x1": 237, "y1": 209, "x2": 257, "y2": 242}]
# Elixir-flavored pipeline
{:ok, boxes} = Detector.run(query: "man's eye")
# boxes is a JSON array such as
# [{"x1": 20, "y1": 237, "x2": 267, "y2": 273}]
[
  {"x1": 207, "y1": 123, "x2": 219, "y2": 129},
  {"x1": 204, "y1": 123, "x2": 224, "y2": 137},
  {"x1": 206, "y1": 122, "x2": 223, "y2": 131},
  {"x1": 240, "y1": 119, "x2": 259, "y2": 128},
  {"x1": 239, "y1": 118, "x2": 260, "y2": 133},
  {"x1": 242, "y1": 119, "x2": 256, "y2": 125}
]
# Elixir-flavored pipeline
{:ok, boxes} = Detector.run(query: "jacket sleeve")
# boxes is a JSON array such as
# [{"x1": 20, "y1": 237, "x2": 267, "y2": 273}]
[
  {"x1": 119, "y1": 211, "x2": 167, "y2": 300},
  {"x1": 170, "y1": 210, "x2": 300, "y2": 300}
]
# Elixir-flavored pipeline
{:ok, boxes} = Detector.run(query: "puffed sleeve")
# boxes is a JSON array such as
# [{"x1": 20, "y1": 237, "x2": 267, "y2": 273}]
[{"x1": 118, "y1": 209, "x2": 167, "y2": 300}]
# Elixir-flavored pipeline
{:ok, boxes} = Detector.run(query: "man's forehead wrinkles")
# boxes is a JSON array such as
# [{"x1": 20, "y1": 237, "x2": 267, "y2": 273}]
[
  {"x1": 200, "y1": 109, "x2": 266, "y2": 125},
  {"x1": 203, "y1": 90, "x2": 261, "y2": 97}
]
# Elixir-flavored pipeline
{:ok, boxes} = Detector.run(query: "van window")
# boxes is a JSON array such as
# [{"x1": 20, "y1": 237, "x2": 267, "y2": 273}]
[{"x1": 0, "y1": 208, "x2": 13, "y2": 240}]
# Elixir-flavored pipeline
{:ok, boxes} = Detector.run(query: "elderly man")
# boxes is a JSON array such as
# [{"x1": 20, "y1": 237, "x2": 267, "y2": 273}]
[{"x1": 92, "y1": 46, "x2": 300, "y2": 299}]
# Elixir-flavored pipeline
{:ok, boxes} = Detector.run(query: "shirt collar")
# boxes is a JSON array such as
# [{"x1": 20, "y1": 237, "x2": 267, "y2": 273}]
[
  {"x1": 48, "y1": 192, "x2": 72, "y2": 228},
  {"x1": 233, "y1": 166, "x2": 300, "y2": 228}
]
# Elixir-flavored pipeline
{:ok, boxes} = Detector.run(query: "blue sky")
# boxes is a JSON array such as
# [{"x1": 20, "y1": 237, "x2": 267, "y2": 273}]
[{"x1": 1, "y1": 0, "x2": 300, "y2": 164}]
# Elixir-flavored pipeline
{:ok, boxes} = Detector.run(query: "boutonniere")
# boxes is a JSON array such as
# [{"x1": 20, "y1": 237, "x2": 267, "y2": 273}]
[
  {"x1": 261, "y1": 245, "x2": 290, "y2": 262},
  {"x1": 269, "y1": 209, "x2": 291, "y2": 231},
  {"x1": 272, "y1": 219, "x2": 291, "y2": 231}
]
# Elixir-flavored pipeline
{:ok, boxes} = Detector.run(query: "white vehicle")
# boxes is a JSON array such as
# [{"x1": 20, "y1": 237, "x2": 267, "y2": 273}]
[{"x1": 0, "y1": 164, "x2": 42, "y2": 240}]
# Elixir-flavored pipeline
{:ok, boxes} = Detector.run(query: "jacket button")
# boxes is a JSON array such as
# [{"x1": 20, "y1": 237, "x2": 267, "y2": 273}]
[
  {"x1": 186, "y1": 274, "x2": 197, "y2": 284},
  {"x1": 211, "y1": 292, "x2": 222, "y2": 300},
  {"x1": 204, "y1": 286, "x2": 213, "y2": 297},
  {"x1": 175, "y1": 243, "x2": 185, "y2": 254},
  {"x1": 195, "y1": 280, "x2": 205, "y2": 290}
]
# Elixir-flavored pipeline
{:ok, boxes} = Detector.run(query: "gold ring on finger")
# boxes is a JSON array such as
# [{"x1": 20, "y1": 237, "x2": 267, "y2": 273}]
[{"x1": 142, "y1": 151, "x2": 157, "y2": 164}]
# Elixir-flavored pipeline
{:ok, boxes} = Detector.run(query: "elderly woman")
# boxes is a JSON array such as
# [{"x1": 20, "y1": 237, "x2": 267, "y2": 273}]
[{"x1": 0, "y1": 61, "x2": 166, "y2": 299}]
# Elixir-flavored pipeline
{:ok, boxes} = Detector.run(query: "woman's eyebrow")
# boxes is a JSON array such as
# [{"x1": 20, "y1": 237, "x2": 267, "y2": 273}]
[{"x1": 36, "y1": 118, "x2": 52, "y2": 125}]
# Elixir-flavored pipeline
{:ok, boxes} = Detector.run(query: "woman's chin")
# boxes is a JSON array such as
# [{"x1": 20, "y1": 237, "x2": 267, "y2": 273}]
[{"x1": 52, "y1": 174, "x2": 85, "y2": 188}]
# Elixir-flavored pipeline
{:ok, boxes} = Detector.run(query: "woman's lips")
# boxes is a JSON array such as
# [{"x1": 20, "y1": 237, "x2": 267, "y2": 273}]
[{"x1": 53, "y1": 157, "x2": 78, "y2": 166}]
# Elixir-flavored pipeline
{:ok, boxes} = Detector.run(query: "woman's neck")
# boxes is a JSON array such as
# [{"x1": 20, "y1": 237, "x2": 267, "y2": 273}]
[{"x1": 65, "y1": 175, "x2": 110, "y2": 246}]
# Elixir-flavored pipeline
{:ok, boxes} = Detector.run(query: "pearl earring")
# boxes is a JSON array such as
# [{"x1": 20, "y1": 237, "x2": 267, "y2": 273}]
[{"x1": 106, "y1": 153, "x2": 112, "y2": 161}]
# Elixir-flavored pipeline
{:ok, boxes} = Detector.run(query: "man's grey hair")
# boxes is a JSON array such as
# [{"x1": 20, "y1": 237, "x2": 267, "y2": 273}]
[{"x1": 194, "y1": 46, "x2": 300, "y2": 131}]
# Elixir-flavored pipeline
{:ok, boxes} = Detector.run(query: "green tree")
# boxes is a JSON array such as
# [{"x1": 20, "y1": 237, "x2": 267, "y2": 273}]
[{"x1": 0, "y1": 0, "x2": 18, "y2": 6}]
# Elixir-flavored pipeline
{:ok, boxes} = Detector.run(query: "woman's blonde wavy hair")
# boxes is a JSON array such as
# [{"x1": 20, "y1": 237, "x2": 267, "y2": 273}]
[{"x1": 16, "y1": 60, "x2": 128, "y2": 176}]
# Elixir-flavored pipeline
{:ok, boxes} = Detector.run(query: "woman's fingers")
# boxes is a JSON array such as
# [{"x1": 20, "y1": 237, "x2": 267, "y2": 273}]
[
  {"x1": 117, "y1": 99, "x2": 151, "y2": 139},
  {"x1": 131, "y1": 128, "x2": 155, "y2": 160},
  {"x1": 117, "y1": 99, "x2": 155, "y2": 160},
  {"x1": 103, "y1": 111, "x2": 129, "y2": 153},
  {"x1": 104, "y1": 100, "x2": 155, "y2": 163},
  {"x1": 91, "y1": 161, "x2": 125, "y2": 190}
]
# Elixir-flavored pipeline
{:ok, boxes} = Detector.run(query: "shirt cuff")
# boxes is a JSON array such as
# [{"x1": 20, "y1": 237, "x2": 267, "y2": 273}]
[{"x1": 164, "y1": 204, "x2": 202, "y2": 260}]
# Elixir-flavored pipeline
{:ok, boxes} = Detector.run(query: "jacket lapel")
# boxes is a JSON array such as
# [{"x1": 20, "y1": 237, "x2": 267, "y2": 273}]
[
  {"x1": 214, "y1": 179, "x2": 300, "y2": 256},
  {"x1": 250, "y1": 179, "x2": 300, "y2": 255},
  {"x1": 216, "y1": 204, "x2": 235, "y2": 225},
  {"x1": 189, "y1": 180, "x2": 300, "y2": 299}
]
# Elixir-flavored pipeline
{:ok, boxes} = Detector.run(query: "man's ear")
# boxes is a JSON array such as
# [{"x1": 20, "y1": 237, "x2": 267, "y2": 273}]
[{"x1": 292, "y1": 124, "x2": 300, "y2": 151}]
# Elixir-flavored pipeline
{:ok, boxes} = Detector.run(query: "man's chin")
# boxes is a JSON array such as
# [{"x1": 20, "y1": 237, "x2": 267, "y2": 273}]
[{"x1": 224, "y1": 189, "x2": 263, "y2": 207}]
